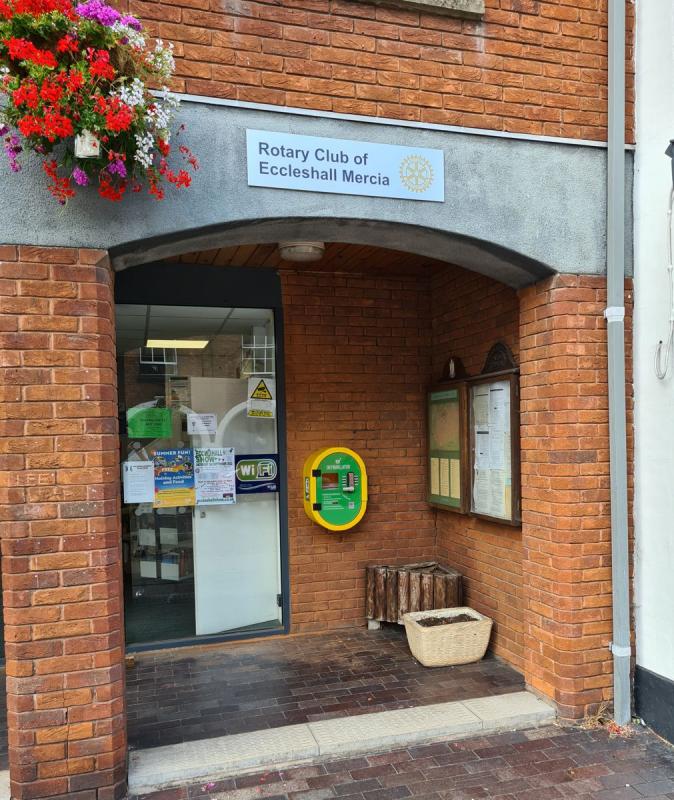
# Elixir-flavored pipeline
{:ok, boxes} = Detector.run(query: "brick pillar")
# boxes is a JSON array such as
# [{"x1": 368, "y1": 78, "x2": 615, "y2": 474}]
[
  {"x1": 518, "y1": 273, "x2": 632, "y2": 719},
  {"x1": 0, "y1": 246, "x2": 126, "y2": 799}
]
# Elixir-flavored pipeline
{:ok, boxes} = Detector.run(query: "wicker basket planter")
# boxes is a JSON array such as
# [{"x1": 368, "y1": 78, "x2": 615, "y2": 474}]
[{"x1": 403, "y1": 607, "x2": 492, "y2": 667}]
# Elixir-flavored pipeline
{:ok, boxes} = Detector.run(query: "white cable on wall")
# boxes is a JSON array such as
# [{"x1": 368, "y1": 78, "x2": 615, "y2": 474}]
[{"x1": 654, "y1": 186, "x2": 674, "y2": 379}]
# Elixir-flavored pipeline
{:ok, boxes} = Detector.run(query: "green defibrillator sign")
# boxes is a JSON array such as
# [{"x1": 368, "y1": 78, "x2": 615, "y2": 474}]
[{"x1": 302, "y1": 447, "x2": 368, "y2": 532}]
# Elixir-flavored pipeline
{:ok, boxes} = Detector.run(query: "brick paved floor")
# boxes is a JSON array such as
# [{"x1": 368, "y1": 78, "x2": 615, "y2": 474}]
[
  {"x1": 130, "y1": 724, "x2": 674, "y2": 800},
  {"x1": 126, "y1": 626, "x2": 523, "y2": 750}
]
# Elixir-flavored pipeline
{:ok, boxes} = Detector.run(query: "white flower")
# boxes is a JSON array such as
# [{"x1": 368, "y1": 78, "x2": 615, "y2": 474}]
[
  {"x1": 147, "y1": 39, "x2": 175, "y2": 82},
  {"x1": 145, "y1": 91, "x2": 180, "y2": 138},
  {"x1": 113, "y1": 78, "x2": 145, "y2": 107},
  {"x1": 134, "y1": 131, "x2": 155, "y2": 169},
  {"x1": 112, "y1": 21, "x2": 145, "y2": 49}
]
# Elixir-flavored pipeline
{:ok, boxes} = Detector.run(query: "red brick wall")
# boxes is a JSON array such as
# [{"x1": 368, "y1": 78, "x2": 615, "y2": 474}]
[
  {"x1": 431, "y1": 266, "x2": 524, "y2": 669},
  {"x1": 0, "y1": 246, "x2": 126, "y2": 800},
  {"x1": 131, "y1": 0, "x2": 634, "y2": 141},
  {"x1": 518, "y1": 273, "x2": 633, "y2": 719},
  {"x1": 282, "y1": 268, "x2": 438, "y2": 630}
]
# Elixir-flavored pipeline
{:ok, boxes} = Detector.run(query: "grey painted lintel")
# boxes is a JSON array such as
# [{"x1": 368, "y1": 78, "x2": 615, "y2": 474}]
[
  {"x1": 0, "y1": 100, "x2": 633, "y2": 284},
  {"x1": 364, "y1": 0, "x2": 484, "y2": 19}
]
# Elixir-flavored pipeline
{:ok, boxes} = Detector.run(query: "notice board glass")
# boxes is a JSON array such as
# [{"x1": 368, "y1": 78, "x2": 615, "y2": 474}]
[
  {"x1": 427, "y1": 385, "x2": 465, "y2": 510},
  {"x1": 469, "y1": 373, "x2": 520, "y2": 524}
]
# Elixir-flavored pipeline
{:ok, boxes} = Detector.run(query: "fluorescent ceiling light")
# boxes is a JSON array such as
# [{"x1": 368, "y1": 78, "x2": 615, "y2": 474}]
[{"x1": 146, "y1": 339, "x2": 209, "y2": 349}]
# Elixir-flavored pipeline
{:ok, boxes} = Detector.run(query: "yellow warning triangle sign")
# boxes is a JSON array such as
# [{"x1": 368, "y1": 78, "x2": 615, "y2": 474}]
[{"x1": 250, "y1": 379, "x2": 273, "y2": 400}]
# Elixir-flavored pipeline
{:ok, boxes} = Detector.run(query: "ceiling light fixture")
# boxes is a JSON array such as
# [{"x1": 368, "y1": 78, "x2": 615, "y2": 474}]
[
  {"x1": 278, "y1": 241, "x2": 326, "y2": 262},
  {"x1": 146, "y1": 339, "x2": 209, "y2": 349}
]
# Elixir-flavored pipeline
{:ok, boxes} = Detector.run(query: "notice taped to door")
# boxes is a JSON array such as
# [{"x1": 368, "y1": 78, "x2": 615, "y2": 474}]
[
  {"x1": 247, "y1": 377, "x2": 276, "y2": 418},
  {"x1": 195, "y1": 447, "x2": 236, "y2": 505}
]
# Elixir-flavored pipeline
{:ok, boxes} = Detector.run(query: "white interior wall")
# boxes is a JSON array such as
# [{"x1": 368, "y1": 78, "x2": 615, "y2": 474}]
[{"x1": 634, "y1": 0, "x2": 674, "y2": 680}]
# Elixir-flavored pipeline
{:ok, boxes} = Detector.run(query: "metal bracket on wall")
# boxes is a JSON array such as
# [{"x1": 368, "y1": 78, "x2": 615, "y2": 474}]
[
  {"x1": 604, "y1": 306, "x2": 626, "y2": 323},
  {"x1": 610, "y1": 642, "x2": 631, "y2": 658}
]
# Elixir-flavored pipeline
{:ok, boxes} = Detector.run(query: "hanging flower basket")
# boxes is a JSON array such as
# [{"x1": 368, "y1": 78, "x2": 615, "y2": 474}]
[{"x1": 0, "y1": 0, "x2": 198, "y2": 203}]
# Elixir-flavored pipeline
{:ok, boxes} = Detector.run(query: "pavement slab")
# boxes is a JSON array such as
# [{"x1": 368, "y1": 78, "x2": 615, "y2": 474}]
[
  {"x1": 128, "y1": 724, "x2": 674, "y2": 800},
  {"x1": 129, "y1": 691, "x2": 554, "y2": 795}
]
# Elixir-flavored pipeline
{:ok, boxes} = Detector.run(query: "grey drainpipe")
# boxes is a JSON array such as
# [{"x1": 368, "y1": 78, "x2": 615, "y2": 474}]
[{"x1": 606, "y1": 0, "x2": 631, "y2": 725}]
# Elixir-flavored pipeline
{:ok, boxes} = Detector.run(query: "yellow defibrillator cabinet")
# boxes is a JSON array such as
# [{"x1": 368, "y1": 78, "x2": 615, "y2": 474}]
[{"x1": 303, "y1": 447, "x2": 368, "y2": 532}]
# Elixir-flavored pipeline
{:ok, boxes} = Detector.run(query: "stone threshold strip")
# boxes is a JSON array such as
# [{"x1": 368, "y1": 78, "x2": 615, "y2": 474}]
[{"x1": 129, "y1": 691, "x2": 554, "y2": 795}]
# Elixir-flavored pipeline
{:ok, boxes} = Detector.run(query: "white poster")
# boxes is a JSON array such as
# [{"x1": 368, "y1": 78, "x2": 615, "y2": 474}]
[
  {"x1": 247, "y1": 377, "x2": 276, "y2": 419},
  {"x1": 195, "y1": 447, "x2": 236, "y2": 505},
  {"x1": 187, "y1": 412, "x2": 217, "y2": 435},
  {"x1": 122, "y1": 461, "x2": 154, "y2": 504}
]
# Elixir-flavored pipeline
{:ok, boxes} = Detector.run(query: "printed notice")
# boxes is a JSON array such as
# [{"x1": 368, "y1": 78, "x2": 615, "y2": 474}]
[
  {"x1": 489, "y1": 470, "x2": 506, "y2": 518},
  {"x1": 127, "y1": 406, "x2": 172, "y2": 439},
  {"x1": 195, "y1": 447, "x2": 236, "y2": 505},
  {"x1": 430, "y1": 457, "x2": 440, "y2": 496},
  {"x1": 247, "y1": 377, "x2": 276, "y2": 418},
  {"x1": 473, "y1": 470, "x2": 490, "y2": 512},
  {"x1": 489, "y1": 386, "x2": 506, "y2": 431},
  {"x1": 489, "y1": 429, "x2": 505, "y2": 470},
  {"x1": 187, "y1": 412, "x2": 217, "y2": 436},
  {"x1": 154, "y1": 449, "x2": 196, "y2": 508},
  {"x1": 439, "y1": 458, "x2": 450, "y2": 497},
  {"x1": 450, "y1": 458, "x2": 461, "y2": 500},
  {"x1": 475, "y1": 430, "x2": 490, "y2": 469},
  {"x1": 122, "y1": 461, "x2": 154, "y2": 504},
  {"x1": 473, "y1": 389, "x2": 489, "y2": 427}
]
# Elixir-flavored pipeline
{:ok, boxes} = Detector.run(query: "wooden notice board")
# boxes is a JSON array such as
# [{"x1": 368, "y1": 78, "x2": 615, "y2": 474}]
[
  {"x1": 468, "y1": 372, "x2": 520, "y2": 525},
  {"x1": 427, "y1": 384, "x2": 466, "y2": 511}
]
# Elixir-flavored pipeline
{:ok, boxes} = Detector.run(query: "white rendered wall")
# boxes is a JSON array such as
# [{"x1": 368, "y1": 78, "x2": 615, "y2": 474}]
[{"x1": 634, "y1": 0, "x2": 674, "y2": 680}]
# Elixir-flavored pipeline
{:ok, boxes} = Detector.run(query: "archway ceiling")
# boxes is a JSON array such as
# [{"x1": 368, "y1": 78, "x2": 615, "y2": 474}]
[{"x1": 169, "y1": 242, "x2": 449, "y2": 276}]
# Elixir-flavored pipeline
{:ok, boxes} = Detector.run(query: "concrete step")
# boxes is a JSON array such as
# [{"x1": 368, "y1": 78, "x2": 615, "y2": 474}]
[{"x1": 129, "y1": 690, "x2": 555, "y2": 795}]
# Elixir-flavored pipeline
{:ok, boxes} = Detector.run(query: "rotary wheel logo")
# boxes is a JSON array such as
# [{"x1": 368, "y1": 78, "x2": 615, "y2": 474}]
[{"x1": 399, "y1": 155, "x2": 434, "y2": 193}]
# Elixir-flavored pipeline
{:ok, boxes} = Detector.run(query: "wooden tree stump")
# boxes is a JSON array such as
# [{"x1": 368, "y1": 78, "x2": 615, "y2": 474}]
[{"x1": 365, "y1": 562, "x2": 463, "y2": 624}]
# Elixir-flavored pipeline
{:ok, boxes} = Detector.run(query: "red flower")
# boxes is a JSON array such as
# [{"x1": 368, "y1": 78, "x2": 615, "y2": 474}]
[
  {"x1": 87, "y1": 48, "x2": 115, "y2": 81},
  {"x1": 103, "y1": 97, "x2": 133, "y2": 133},
  {"x1": 3, "y1": 37, "x2": 57, "y2": 68},
  {"x1": 179, "y1": 143, "x2": 199, "y2": 171},
  {"x1": 157, "y1": 138, "x2": 170, "y2": 157},
  {"x1": 98, "y1": 173, "x2": 126, "y2": 201},
  {"x1": 43, "y1": 159, "x2": 75, "y2": 204},
  {"x1": 41, "y1": 107, "x2": 73, "y2": 140},
  {"x1": 40, "y1": 79, "x2": 63, "y2": 105},
  {"x1": 17, "y1": 113, "x2": 42, "y2": 136},
  {"x1": 12, "y1": 81, "x2": 39, "y2": 109},
  {"x1": 0, "y1": 0, "x2": 11, "y2": 18},
  {"x1": 56, "y1": 35, "x2": 78, "y2": 54},
  {"x1": 66, "y1": 69, "x2": 84, "y2": 92},
  {"x1": 14, "y1": 0, "x2": 74, "y2": 14},
  {"x1": 175, "y1": 169, "x2": 190, "y2": 187}
]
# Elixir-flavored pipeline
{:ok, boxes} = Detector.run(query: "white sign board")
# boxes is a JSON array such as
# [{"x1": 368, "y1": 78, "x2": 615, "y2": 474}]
[{"x1": 247, "y1": 130, "x2": 444, "y2": 203}]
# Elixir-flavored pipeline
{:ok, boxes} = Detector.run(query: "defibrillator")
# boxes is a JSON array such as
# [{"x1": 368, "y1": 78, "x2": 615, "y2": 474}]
[{"x1": 303, "y1": 447, "x2": 367, "y2": 532}]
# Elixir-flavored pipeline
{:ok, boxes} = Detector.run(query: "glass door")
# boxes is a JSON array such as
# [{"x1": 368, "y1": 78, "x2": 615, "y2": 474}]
[{"x1": 116, "y1": 304, "x2": 282, "y2": 647}]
